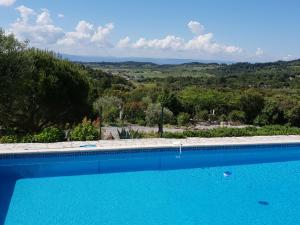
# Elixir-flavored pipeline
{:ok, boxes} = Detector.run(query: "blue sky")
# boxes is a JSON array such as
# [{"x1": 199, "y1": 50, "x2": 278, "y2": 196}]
[{"x1": 0, "y1": 0, "x2": 299, "y2": 62}]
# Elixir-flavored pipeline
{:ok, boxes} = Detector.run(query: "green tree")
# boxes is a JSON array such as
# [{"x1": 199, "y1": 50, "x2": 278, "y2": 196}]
[
  {"x1": 145, "y1": 103, "x2": 173, "y2": 126},
  {"x1": 0, "y1": 31, "x2": 91, "y2": 133},
  {"x1": 240, "y1": 91, "x2": 265, "y2": 124},
  {"x1": 285, "y1": 104, "x2": 300, "y2": 127},
  {"x1": 93, "y1": 96, "x2": 123, "y2": 123}
]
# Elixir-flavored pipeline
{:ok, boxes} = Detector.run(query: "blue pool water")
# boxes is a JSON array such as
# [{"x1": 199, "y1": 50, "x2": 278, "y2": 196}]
[{"x1": 1, "y1": 144, "x2": 300, "y2": 224}]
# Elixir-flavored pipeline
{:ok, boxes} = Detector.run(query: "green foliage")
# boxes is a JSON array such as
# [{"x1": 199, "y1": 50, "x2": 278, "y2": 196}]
[
  {"x1": 145, "y1": 103, "x2": 174, "y2": 126},
  {"x1": 285, "y1": 104, "x2": 300, "y2": 127},
  {"x1": 195, "y1": 109, "x2": 209, "y2": 121},
  {"x1": 255, "y1": 99, "x2": 285, "y2": 125},
  {"x1": 124, "y1": 101, "x2": 146, "y2": 124},
  {"x1": 20, "y1": 134, "x2": 35, "y2": 143},
  {"x1": 159, "y1": 125, "x2": 300, "y2": 139},
  {"x1": 240, "y1": 91, "x2": 265, "y2": 123},
  {"x1": 0, "y1": 135, "x2": 18, "y2": 143},
  {"x1": 179, "y1": 87, "x2": 238, "y2": 116},
  {"x1": 93, "y1": 96, "x2": 123, "y2": 123},
  {"x1": 33, "y1": 127, "x2": 65, "y2": 143},
  {"x1": 158, "y1": 91, "x2": 183, "y2": 115},
  {"x1": 117, "y1": 128, "x2": 142, "y2": 139},
  {"x1": 0, "y1": 31, "x2": 91, "y2": 133},
  {"x1": 229, "y1": 110, "x2": 245, "y2": 123},
  {"x1": 70, "y1": 118, "x2": 98, "y2": 141},
  {"x1": 177, "y1": 113, "x2": 191, "y2": 126}
]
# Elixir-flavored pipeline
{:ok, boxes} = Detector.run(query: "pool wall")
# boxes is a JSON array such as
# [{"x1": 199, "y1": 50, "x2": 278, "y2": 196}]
[{"x1": 1, "y1": 143, "x2": 300, "y2": 179}]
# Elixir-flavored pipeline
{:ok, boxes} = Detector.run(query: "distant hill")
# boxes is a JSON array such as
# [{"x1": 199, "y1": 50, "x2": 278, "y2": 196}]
[
  {"x1": 77, "y1": 58, "x2": 300, "y2": 89},
  {"x1": 62, "y1": 54, "x2": 234, "y2": 65}
]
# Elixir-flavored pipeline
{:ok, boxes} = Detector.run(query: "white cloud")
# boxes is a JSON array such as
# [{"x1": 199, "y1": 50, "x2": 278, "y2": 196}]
[
  {"x1": 0, "y1": 0, "x2": 15, "y2": 6},
  {"x1": 57, "y1": 21, "x2": 114, "y2": 47},
  {"x1": 119, "y1": 21, "x2": 242, "y2": 55},
  {"x1": 91, "y1": 23, "x2": 114, "y2": 44},
  {"x1": 188, "y1": 20, "x2": 205, "y2": 35},
  {"x1": 185, "y1": 33, "x2": 242, "y2": 54},
  {"x1": 16, "y1": 5, "x2": 35, "y2": 23},
  {"x1": 8, "y1": 11, "x2": 242, "y2": 59},
  {"x1": 117, "y1": 36, "x2": 131, "y2": 48},
  {"x1": 282, "y1": 54, "x2": 293, "y2": 61},
  {"x1": 58, "y1": 14, "x2": 64, "y2": 19},
  {"x1": 10, "y1": 6, "x2": 64, "y2": 45},
  {"x1": 133, "y1": 35, "x2": 185, "y2": 50},
  {"x1": 9, "y1": 6, "x2": 113, "y2": 49},
  {"x1": 36, "y1": 9, "x2": 52, "y2": 25},
  {"x1": 256, "y1": 48, "x2": 264, "y2": 56}
]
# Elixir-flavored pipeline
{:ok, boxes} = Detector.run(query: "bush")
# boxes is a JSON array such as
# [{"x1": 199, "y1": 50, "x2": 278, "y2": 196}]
[
  {"x1": 162, "y1": 132, "x2": 186, "y2": 139},
  {"x1": 285, "y1": 104, "x2": 300, "y2": 127},
  {"x1": 148, "y1": 125, "x2": 300, "y2": 139},
  {"x1": 117, "y1": 128, "x2": 142, "y2": 139},
  {"x1": 70, "y1": 118, "x2": 98, "y2": 141},
  {"x1": 219, "y1": 114, "x2": 227, "y2": 122},
  {"x1": 140, "y1": 131, "x2": 159, "y2": 138},
  {"x1": 33, "y1": 127, "x2": 65, "y2": 143},
  {"x1": 20, "y1": 134, "x2": 35, "y2": 143},
  {"x1": 195, "y1": 110, "x2": 209, "y2": 121},
  {"x1": 240, "y1": 91, "x2": 265, "y2": 124},
  {"x1": 229, "y1": 110, "x2": 245, "y2": 123},
  {"x1": 177, "y1": 113, "x2": 191, "y2": 126},
  {"x1": 0, "y1": 135, "x2": 18, "y2": 143},
  {"x1": 145, "y1": 103, "x2": 173, "y2": 126}
]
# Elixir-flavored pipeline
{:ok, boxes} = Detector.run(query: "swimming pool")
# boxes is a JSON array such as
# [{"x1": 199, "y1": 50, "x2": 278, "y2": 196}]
[{"x1": 1, "y1": 144, "x2": 300, "y2": 225}]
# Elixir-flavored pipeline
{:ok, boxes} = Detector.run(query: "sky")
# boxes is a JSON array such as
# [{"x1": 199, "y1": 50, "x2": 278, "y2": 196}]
[{"x1": 0, "y1": 0, "x2": 299, "y2": 62}]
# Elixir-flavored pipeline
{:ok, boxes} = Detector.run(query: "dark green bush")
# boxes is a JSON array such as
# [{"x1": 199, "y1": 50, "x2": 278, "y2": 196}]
[
  {"x1": 229, "y1": 110, "x2": 245, "y2": 123},
  {"x1": 20, "y1": 134, "x2": 35, "y2": 143},
  {"x1": 33, "y1": 127, "x2": 65, "y2": 143},
  {"x1": 70, "y1": 119, "x2": 98, "y2": 141},
  {"x1": 195, "y1": 110, "x2": 209, "y2": 121}
]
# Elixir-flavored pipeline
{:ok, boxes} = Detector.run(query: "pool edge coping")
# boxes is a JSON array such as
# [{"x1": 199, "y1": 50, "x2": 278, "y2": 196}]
[{"x1": 1, "y1": 135, "x2": 300, "y2": 156}]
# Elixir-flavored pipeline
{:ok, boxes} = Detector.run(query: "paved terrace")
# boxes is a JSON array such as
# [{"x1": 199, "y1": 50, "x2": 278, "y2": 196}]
[{"x1": 0, "y1": 135, "x2": 300, "y2": 155}]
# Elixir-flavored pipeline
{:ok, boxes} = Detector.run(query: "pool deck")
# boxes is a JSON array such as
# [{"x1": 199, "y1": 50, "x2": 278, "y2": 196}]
[{"x1": 0, "y1": 135, "x2": 300, "y2": 155}]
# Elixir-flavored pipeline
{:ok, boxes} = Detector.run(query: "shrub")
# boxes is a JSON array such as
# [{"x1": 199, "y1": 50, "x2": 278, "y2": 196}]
[
  {"x1": 196, "y1": 110, "x2": 209, "y2": 121},
  {"x1": 93, "y1": 96, "x2": 123, "y2": 123},
  {"x1": 140, "y1": 131, "x2": 159, "y2": 138},
  {"x1": 145, "y1": 103, "x2": 173, "y2": 126},
  {"x1": 151, "y1": 125, "x2": 300, "y2": 139},
  {"x1": 162, "y1": 132, "x2": 186, "y2": 139},
  {"x1": 253, "y1": 115, "x2": 268, "y2": 126},
  {"x1": 177, "y1": 113, "x2": 191, "y2": 126},
  {"x1": 229, "y1": 110, "x2": 245, "y2": 123},
  {"x1": 240, "y1": 91, "x2": 265, "y2": 124},
  {"x1": 124, "y1": 101, "x2": 146, "y2": 124},
  {"x1": 20, "y1": 134, "x2": 35, "y2": 143},
  {"x1": 117, "y1": 128, "x2": 142, "y2": 139},
  {"x1": 285, "y1": 104, "x2": 300, "y2": 127},
  {"x1": 33, "y1": 127, "x2": 65, "y2": 143},
  {"x1": 0, "y1": 135, "x2": 18, "y2": 143},
  {"x1": 70, "y1": 118, "x2": 98, "y2": 141},
  {"x1": 219, "y1": 114, "x2": 227, "y2": 122}
]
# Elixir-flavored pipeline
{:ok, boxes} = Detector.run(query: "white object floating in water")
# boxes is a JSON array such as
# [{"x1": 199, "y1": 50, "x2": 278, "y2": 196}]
[{"x1": 223, "y1": 171, "x2": 232, "y2": 177}]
